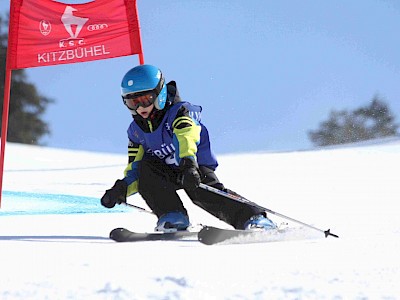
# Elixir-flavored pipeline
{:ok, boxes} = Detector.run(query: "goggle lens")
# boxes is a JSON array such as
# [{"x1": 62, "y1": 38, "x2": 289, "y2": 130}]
[{"x1": 124, "y1": 91, "x2": 157, "y2": 110}]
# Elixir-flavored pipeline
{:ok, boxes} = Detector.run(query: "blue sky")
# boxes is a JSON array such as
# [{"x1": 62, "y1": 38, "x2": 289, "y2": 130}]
[{"x1": 1, "y1": 1, "x2": 400, "y2": 155}]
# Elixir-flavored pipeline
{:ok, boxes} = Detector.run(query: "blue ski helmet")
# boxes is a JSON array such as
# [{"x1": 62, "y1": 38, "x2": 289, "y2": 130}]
[{"x1": 121, "y1": 64, "x2": 167, "y2": 114}]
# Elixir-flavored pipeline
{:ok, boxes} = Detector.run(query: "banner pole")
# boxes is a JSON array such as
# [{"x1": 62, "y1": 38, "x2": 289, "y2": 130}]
[
  {"x1": 0, "y1": 68, "x2": 12, "y2": 207},
  {"x1": 139, "y1": 52, "x2": 144, "y2": 64},
  {"x1": 134, "y1": 0, "x2": 145, "y2": 64}
]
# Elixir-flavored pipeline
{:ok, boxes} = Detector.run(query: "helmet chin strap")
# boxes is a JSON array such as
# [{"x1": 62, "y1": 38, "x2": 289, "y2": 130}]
[{"x1": 148, "y1": 106, "x2": 158, "y2": 119}]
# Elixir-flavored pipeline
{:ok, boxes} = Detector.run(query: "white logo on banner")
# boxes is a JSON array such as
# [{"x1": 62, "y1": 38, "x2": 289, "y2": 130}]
[
  {"x1": 59, "y1": 6, "x2": 88, "y2": 48},
  {"x1": 39, "y1": 20, "x2": 52, "y2": 36},
  {"x1": 61, "y1": 6, "x2": 88, "y2": 39}
]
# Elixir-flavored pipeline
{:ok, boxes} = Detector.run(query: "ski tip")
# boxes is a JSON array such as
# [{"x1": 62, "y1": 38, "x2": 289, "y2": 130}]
[
  {"x1": 324, "y1": 229, "x2": 339, "y2": 238},
  {"x1": 109, "y1": 227, "x2": 126, "y2": 240},
  {"x1": 198, "y1": 226, "x2": 218, "y2": 245}
]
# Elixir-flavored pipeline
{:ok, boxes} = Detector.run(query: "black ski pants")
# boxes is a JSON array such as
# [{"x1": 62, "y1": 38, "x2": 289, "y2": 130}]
[{"x1": 137, "y1": 159, "x2": 265, "y2": 229}]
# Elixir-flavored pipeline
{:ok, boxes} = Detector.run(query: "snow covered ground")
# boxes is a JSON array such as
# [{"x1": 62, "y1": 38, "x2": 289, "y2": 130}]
[{"x1": 1, "y1": 138, "x2": 399, "y2": 299}]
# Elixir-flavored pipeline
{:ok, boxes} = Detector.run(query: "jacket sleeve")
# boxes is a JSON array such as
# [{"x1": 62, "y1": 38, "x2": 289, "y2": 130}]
[
  {"x1": 123, "y1": 140, "x2": 144, "y2": 196},
  {"x1": 172, "y1": 106, "x2": 201, "y2": 165}
]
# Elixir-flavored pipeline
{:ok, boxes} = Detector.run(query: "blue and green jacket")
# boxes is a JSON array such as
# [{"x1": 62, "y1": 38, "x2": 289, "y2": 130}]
[{"x1": 123, "y1": 81, "x2": 218, "y2": 196}]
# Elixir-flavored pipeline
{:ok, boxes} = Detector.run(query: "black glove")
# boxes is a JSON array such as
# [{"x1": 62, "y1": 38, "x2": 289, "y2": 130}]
[
  {"x1": 101, "y1": 179, "x2": 128, "y2": 208},
  {"x1": 179, "y1": 157, "x2": 201, "y2": 191}
]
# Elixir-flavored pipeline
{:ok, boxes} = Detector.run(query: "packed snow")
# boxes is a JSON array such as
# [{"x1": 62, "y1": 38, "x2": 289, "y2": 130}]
[{"x1": 1, "y1": 138, "x2": 399, "y2": 299}]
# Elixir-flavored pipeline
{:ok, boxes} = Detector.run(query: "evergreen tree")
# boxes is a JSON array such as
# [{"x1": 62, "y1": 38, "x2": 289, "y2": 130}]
[
  {"x1": 0, "y1": 14, "x2": 52, "y2": 145},
  {"x1": 308, "y1": 97, "x2": 399, "y2": 147}
]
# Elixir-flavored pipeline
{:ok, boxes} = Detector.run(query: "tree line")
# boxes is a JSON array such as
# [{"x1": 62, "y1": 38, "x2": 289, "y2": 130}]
[{"x1": 308, "y1": 96, "x2": 399, "y2": 147}]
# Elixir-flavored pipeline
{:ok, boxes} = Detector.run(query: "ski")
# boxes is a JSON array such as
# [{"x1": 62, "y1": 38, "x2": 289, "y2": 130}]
[
  {"x1": 109, "y1": 227, "x2": 198, "y2": 242},
  {"x1": 198, "y1": 226, "x2": 283, "y2": 245}
]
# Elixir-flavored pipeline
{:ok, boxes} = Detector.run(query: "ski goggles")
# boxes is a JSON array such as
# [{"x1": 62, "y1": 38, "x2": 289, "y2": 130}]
[
  {"x1": 122, "y1": 73, "x2": 165, "y2": 111},
  {"x1": 123, "y1": 90, "x2": 157, "y2": 110}
]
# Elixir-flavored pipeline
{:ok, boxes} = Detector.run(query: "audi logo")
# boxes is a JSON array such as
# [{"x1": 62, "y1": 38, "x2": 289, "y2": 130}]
[{"x1": 87, "y1": 24, "x2": 108, "y2": 31}]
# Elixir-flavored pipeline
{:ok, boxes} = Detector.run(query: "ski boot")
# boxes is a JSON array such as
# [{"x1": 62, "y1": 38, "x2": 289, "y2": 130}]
[
  {"x1": 243, "y1": 214, "x2": 277, "y2": 231},
  {"x1": 155, "y1": 212, "x2": 190, "y2": 233}
]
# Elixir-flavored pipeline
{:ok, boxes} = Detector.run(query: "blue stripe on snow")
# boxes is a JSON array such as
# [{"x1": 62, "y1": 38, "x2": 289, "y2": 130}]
[{"x1": 0, "y1": 191, "x2": 131, "y2": 216}]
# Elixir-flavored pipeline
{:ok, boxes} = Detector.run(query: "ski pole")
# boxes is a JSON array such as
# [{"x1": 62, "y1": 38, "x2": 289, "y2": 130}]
[
  {"x1": 122, "y1": 202, "x2": 155, "y2": 215},
  {"x1": 198, "y1": 183, "x2": 339, "y2": 238}
]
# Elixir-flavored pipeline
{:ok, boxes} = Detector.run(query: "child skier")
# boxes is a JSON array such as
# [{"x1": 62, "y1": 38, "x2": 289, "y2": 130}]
[{"x1": 100, "y1": 64, "x2": 276, "y2": 232}]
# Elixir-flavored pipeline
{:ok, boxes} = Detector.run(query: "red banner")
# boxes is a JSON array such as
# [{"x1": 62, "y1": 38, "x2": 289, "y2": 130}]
[{"x1": 8, "y1": 0, "x2": 143, "y2": 69}]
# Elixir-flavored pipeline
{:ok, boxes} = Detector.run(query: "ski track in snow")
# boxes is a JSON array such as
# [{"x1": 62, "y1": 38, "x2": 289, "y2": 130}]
[{"x1": 1, "y1": 139, "x2": 400, "y2": 299}]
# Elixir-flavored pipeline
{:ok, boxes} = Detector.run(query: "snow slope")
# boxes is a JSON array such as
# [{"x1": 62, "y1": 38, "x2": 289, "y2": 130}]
[{"x1": 0, "y1": 139, "x2": 399, "y2": 299}]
